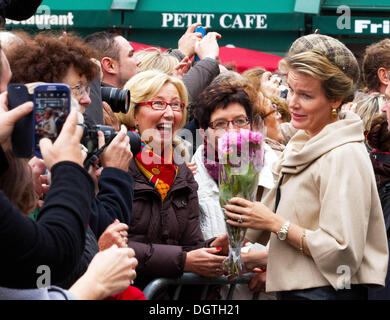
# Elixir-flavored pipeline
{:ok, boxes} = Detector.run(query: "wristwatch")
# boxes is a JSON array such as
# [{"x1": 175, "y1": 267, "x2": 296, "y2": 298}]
[{"x1": 277, "y1": 221, "x2": 290, "y2": 241}]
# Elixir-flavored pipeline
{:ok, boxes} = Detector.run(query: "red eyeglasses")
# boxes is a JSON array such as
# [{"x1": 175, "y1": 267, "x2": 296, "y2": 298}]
[{"x1": 137, "y1": 100, "x2": 184, "y2": 111}]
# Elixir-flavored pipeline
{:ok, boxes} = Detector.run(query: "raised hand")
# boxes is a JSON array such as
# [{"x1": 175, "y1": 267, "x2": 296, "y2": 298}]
[
  {"x1": 178, "y1": 22, "x2": 203, "y2": 58},
  {"x1": 98, "y1": 125, "x2": 132, "y2": 171}
]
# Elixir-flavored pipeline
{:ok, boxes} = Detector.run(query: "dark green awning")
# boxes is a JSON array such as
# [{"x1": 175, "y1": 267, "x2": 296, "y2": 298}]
[
  {"x1": 5, "y1": 0, "x2": 306, "y2": 31},
  {"x1": 313, "y1": 15, "x2": 390, "y2": 36},
  {"x1": 4, "y1": 0, "x2": 307, "y2": 55},
  {"x1": 312, "y1": 0, "x2": 390, "y2": 36},
  {"x1": 322, "y1": 0, "x2": 390, "y2": 12}
]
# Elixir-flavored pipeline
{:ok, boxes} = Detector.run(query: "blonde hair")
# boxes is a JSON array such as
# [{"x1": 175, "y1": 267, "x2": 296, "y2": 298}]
[
  {"x1": 117, "y1": 69, "x2": 188, "y2": 129},
  {"x1": 354, "y1": 93, "x2": 386, "y2": 132},
  {"x1": 281, "y1": 50, "x2": 355, "y2": 105},
  {"x1": 242, "y1": 67, "x2": 267, "y2": 93},
  {"x1": 269, "y1": 94, "x2": 291, "y2": 122},
  {"x1": 134, "y1": 48, "x2": 179, "y2": 75}
]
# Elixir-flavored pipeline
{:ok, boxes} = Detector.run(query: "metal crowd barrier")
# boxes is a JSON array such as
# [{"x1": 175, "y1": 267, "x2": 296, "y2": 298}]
[{"x1": 143, "y1": 272, "x2": 259, "y2": 300}]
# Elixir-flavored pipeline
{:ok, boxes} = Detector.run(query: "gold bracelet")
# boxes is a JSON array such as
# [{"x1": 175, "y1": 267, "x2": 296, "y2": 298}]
[{"x1": 299, "y1": 229, "x2": 306, "y2": 253}]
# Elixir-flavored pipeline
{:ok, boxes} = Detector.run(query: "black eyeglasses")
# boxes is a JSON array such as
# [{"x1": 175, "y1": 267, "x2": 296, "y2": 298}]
[
  {"x1": 208, "y1": 116, "x2": 250, "y2": 130},
  {"x1": 137, "y1": 100, "x2": 184, "y2": 111}
]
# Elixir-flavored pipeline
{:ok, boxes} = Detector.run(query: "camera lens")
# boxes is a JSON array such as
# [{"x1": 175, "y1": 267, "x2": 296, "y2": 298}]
[
  {"x1": 127, "y1": 131, "x2": 141, "y2": 155},
  {"x1": 101, "y1": 86, "x2": 130, "y2": 114}
]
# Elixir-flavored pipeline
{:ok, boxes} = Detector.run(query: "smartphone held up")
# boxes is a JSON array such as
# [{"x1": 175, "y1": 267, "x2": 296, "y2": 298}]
[
  {"x1": 33, "y1": 84, "x2": 71, "y2": 158},
  {"x1": 7, "y1": 83, "x2": 71, "y2": 159}
]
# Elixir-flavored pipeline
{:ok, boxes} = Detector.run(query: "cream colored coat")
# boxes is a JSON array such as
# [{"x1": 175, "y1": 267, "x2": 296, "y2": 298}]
[{"x1": 246, "y1": 112, "x2": 389, "y2": 292}]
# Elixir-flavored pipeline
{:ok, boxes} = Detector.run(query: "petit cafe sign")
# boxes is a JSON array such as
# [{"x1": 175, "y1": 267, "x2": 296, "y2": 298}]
[{"x1": 161, "y1": 13, "x2": 268, "y2": 30}]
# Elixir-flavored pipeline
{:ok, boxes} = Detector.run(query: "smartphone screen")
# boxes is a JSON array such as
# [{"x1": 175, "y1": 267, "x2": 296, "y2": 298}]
[{"x1": 33, "y1": 84, "x2": 70, "y2": 158}]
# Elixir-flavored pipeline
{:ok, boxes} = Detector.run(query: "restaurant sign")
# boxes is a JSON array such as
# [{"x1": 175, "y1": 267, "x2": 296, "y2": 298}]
[
  {"x1": 161, "y1": 13, "x2": 268, "y2": 29},
  {"x1": 125, "y1": 12, "x2": 304, "y2": 31},
  {"x1": 313, "y1": 16, "x2": 390, "y2": 36},
  {"x1": 5, "y1": 5, "x2": 121, "y2": 29}
]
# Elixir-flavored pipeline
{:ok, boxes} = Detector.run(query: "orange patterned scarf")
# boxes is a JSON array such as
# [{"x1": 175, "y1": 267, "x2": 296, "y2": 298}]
[{"x1": 135, "y1": 140, "x2": 178, "y2": 201}]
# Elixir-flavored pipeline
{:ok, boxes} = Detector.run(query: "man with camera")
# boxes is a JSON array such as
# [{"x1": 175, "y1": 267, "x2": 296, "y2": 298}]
[
  {"x1": 82, "y1": 32, "x2": 139, "y2": 126},
  {"x1": 85, "y1": 32, "x2": 140, "y2": 90}
]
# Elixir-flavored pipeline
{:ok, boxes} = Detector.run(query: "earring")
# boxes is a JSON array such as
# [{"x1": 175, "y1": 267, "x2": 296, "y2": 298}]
[
  {"x1": 135, "y1": 124, "x2": 140, "y2": 134},
  {"x1": 332, "y1": 108, "x2": 338, "y2": 120}
]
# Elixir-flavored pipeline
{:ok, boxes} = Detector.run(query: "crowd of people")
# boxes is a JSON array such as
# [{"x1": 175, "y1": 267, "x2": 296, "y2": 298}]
[{"x1": 1, "y1": 2, "x2": 390, "y2": 301}]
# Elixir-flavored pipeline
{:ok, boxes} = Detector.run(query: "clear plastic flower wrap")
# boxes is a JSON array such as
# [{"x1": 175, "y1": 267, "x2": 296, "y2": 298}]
[{"x1": 218, "y1": 129, "x2": 265, "y2": 277}]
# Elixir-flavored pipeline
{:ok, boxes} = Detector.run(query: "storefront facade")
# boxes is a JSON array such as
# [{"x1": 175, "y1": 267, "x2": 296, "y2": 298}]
[
  {"x1": 5, "y1": 0, "x2": 390, "y2": 59},
  {"x1": 5, "y1": 0, "x2": 306, "y2": 56}
]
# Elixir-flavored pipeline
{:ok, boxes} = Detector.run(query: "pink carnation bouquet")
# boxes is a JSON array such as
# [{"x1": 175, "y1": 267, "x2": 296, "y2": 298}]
[{"x1": 218, "y1": 129, "x2": 265, "y2": 277}]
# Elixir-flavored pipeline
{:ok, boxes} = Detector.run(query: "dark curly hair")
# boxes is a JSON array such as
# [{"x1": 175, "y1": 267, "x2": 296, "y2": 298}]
[
  {"x1": 193, "y1": 81, "x2": 258, "y2": 130},
  {"x1": 366, "y1": 113, "x2": 390, "y2": 152},
  {"x1": 7, "y1": 32, "x2": 98, "y2": 84},
  {"x1": 362, "y1": 39, "x2": 390, "y2": 92}
]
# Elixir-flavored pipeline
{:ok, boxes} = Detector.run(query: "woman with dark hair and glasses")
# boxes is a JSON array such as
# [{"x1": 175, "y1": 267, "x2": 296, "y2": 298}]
[
  {"x1": 190, "y1": 81, "x2": 277, "y2": 299},
  {"x1": 122, "y1": 70, "x2": 228, "y2": 293}
]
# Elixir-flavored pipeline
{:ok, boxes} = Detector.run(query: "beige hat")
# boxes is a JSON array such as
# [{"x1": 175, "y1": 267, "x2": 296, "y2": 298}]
[{"x1": 288, "y1": 34, "x2": 360, "y2": 84}]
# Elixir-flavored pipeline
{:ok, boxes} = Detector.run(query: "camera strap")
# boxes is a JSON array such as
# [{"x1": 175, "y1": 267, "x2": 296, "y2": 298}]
[{"x1": 83, "y1": 142, "x2": 111, "y2": 171}]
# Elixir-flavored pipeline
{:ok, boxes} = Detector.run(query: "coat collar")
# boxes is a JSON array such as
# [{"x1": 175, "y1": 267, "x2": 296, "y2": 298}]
[{"x1": 129, "y1": 158, "x2": 195, "y2": 194}]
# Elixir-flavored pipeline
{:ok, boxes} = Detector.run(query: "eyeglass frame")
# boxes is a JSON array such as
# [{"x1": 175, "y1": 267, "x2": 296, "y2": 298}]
[
  {"x1": 70, "y1": 84, "x2": 91, "y2": 98},
  {"x1": 137, "y1": 100, "x2": 185, "y2": 111},
  {"x1": 208, "y1": 116, "x2": 251, "y2": 130}
]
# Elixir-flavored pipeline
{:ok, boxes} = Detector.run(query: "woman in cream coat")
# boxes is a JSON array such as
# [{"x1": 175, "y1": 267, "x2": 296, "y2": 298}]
[{"x1": 223, "y1": 34, "x2": 389, "y2": 300}]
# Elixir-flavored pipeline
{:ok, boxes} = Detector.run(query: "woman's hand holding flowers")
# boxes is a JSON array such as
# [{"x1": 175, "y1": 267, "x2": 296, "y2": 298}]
[{"x1": 224, "y1": 197, "x2": 283, "y2": 233}]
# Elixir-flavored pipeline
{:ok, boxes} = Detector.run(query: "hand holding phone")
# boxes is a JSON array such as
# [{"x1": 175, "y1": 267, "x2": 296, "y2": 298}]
[
  {"x1": 194, "y1": 26, "x2": 206, "y2": 61},
  {"x1": 178, "y1": 22, "x2": 203, "y2": 58},
  {"x1": 194, "y1": 31, "x2": 221, "y2": 61},
  {"x1": 39, "y1": 108, "x2": 85, "y2": 170}
]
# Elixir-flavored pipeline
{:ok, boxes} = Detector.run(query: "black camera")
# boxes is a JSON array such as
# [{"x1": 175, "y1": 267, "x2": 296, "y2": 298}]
[
  {"x1": 101, "y1": 85, "x2": 130, "y2": 114},
  {"x1": 80, "y1": 124, "x2": 141, "y2": 158}
]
